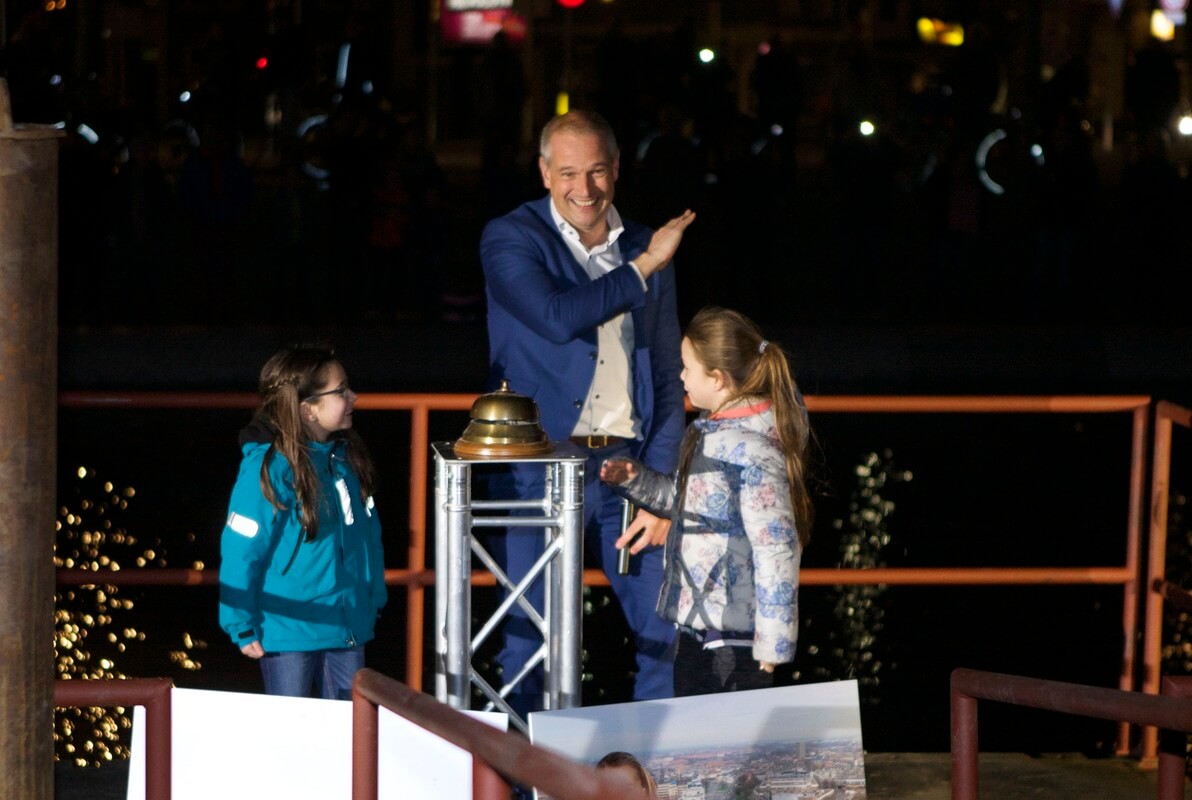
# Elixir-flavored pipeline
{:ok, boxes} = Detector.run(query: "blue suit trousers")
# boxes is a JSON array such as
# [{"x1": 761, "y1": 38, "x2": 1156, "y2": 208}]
[{"x1": 487, "y1": 441, "x2": 676, "y2": 716}]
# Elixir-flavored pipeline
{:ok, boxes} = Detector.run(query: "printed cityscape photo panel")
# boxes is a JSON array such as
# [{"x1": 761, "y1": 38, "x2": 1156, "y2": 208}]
[{"x1": 529, "y1": 680, "x2": 866, "y2": 800}]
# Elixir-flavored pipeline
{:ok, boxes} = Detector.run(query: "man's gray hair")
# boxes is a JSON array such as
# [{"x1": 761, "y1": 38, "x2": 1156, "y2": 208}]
[{"x1": 539, "y1": 110, "x2": 619, "y2": 165}]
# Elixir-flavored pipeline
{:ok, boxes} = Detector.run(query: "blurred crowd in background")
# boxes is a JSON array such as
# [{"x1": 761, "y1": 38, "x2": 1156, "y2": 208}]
[{"x1": 3, "y1": 0, "x2": 1192, "y2": 329}]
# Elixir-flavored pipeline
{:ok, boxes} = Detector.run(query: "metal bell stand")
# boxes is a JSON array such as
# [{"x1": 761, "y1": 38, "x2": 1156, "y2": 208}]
[{"x1": 432, "y1": 441, "x2": 586, "y2": 734}]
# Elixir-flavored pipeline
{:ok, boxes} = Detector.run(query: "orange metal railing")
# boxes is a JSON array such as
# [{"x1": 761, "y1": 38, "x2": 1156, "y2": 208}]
[
  {"x1": 57, "y1": 391, "x2": 1152, "y2": 744},
  {"x1": 1139, "y1": 400, "x2": 1192, "y2": 765}
]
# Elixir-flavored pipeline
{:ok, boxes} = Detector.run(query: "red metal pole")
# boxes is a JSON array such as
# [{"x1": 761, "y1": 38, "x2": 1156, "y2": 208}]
[
  {"x1": 950, "y1": 681, "x2": 979, "y2": 800},
  {"x1": 1157, "y1": 676, "x2": 1192, "y2": 800},
  {"x1": 952, "y1": 667, "x2": 1192, "y2": 729},
  {"x1": 352, "y1": 674, "x2": 379, "y2": 800},
  {"x1": 143, "y1": 682, "x2": 172, "y2": 800},
  {"x1": 473, "y1": 758, "x2": 513, "y2": 800},
  {"x1": 54, "y1": 679, "x2": 172, "y2": 800}
]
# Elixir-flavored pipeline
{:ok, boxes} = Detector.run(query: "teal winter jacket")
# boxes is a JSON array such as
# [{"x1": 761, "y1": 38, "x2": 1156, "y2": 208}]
[{"x1": 218, "y1": 435, "x2": 386, "y2": 653}]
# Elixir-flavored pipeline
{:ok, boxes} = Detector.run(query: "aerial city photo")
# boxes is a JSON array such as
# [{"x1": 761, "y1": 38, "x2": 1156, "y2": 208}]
[{"x1": 641, "y1": 737, "x2": 867, "y2": 800}]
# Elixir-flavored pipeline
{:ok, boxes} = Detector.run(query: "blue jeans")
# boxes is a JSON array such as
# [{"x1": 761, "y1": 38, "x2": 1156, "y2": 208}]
[
  {"x1": 488, "y1": 441, "x2": 676, "y2": 716},
  {"x1": 259, "y1": 645, "x2": 365, "y2": 700}
]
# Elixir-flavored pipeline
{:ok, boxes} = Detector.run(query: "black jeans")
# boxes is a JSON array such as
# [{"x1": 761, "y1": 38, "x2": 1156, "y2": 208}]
[{"x1": 673, "y1": 631, "x2": 774, "y2": 696}]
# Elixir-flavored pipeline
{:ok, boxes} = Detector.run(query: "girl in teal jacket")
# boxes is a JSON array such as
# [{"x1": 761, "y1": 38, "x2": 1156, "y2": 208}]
[{"x1": 218, "y1": 344, "x2": 386, "y2": 699}]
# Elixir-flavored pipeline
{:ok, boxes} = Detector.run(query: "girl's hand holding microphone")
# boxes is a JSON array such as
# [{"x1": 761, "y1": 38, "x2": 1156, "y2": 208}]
[
  {"x1": 601, "y1": 458, "x2": 670, "y2": 556},
  {"x1": 600, "y1": 457, "x2": 637, "y2": 486}
]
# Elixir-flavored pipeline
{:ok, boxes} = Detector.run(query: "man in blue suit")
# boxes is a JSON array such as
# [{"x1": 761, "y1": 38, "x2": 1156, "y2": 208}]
[{"x1": 480, "y1": 110, "x2": 696, "y2": 713}]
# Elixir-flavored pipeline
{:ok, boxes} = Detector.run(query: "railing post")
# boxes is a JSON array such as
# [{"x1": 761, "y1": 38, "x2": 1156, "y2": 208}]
[
  {"x1": 950, "y1": 673, "x2": 979, "y2": 800},
  {"x1": 352, "y1": 674, "x2": 379, "y2": 800},
  {"x1": 1141, "y1": 403, "x2": 1177, "y2": 764},
  {"x1": 1157, "y1": 675, "x2": 1192, "y2": 800},
  {"x1": 472, "y1": 758, "x2": 513, "y2": 800},
  {"x1": 407, "y1": 403, "x2": 431, "y2": 691},
  {"x1": 1119, "y1": 402, "x2": 1150, "y2": 756},
  {"x1": 144, "y1": 681, "x2": 173, "y2": 800}
]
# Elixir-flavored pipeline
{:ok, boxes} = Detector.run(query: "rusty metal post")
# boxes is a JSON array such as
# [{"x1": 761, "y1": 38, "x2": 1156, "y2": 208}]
[
  {"x1": 1141, "y1": 401, "x2": 1191, "y2": 765},
  {"x1": 950, "y1": 678, "x2": 979, "y2": 800},
  {"x1": 0, "y1": 78, "x2": 63, "y2": 800},
  {"x1": 472, "y1": 758, "x2": 513, "y2": 800},
  {"x1": 1116, "y1": 402, "x2": 1149, "y2": 757},
  {"x1": 54, "y1": 679, "x2": 173, "y2": 800},
  {"x1": 352, "y1": 672, "x2": 380, "y2": 800},
  {"x1": 1158, "y1": 676, "x2": 1192, "y2": 800}
]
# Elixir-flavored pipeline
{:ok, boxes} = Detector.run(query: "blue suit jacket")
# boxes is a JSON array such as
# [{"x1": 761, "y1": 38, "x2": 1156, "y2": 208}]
[{"x1": 480, "y1": 196, "x2": 686, "y2": 474}]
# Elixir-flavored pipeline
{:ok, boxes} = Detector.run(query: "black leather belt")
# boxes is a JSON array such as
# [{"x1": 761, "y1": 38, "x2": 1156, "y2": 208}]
[{"x1": 569, "y1": 435, "x2": 627, "y2": 449}]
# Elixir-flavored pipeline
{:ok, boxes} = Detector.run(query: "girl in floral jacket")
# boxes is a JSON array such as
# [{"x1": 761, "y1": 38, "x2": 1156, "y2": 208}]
[{"x1": 601, "y1": 306, "x2": 813, "y2": 696}]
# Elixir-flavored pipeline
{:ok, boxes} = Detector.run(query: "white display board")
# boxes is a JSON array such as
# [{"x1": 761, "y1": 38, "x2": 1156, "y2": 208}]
[{"x1": 126, "y1": 687, "x2": 506, "y2": 800}]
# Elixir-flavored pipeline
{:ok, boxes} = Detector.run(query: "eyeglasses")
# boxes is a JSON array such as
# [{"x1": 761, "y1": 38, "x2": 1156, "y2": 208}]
[{"x1": 302, "y1": 383, "x2": 352, "y2": 403}]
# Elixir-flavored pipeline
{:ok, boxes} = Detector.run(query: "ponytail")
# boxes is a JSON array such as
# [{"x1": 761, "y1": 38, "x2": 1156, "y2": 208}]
[
  {"x1": 682, "y1": 307, "x2": 815, "y2": 546},
  {"x1": 742, "y1": 342, "x2": 814, "y2": 547}
]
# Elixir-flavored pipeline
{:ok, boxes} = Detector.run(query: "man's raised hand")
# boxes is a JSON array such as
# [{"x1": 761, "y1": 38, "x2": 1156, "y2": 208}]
[{"x1": 633, "y1": 209, "x2": 697, "y2": 278}]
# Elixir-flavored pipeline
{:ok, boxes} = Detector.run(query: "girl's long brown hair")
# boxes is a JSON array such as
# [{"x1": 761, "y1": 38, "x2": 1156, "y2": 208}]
[
  {"x1": 256, "y1": 345, "x2": 376, "y2": 541},
  {"x1": 677, "y1": 307, "x2": 814, "y2": 546}
]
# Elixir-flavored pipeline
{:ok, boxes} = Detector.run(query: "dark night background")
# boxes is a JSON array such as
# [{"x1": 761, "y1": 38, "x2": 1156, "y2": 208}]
[
  {"x1": 10, "y1": 0, "x2": 1192, "y2": 775},
  {"x1": 5, "y1": 0, "x2": 1192, "y2": 336}
]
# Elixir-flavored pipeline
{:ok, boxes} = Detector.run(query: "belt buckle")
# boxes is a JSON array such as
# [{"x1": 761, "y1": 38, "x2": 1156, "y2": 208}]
[{"x1": 587, "y1": 434, "x2": 604, "y2": 448}]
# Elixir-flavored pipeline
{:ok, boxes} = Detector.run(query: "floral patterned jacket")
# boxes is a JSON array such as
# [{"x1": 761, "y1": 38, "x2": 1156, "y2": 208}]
[{"x1": 610, "y1": 402, "x2": 801, "y2": 664}]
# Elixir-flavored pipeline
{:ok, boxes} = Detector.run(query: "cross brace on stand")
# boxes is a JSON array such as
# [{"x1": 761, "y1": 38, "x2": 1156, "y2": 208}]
[{"x1": 432, "y1": 442, "x2": 586, "y2": 735}]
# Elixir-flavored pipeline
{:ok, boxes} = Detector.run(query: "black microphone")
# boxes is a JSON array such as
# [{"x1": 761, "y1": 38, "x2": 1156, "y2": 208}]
[{"x1": 617, "y1": 500, "x2": 636, "y2": 575}]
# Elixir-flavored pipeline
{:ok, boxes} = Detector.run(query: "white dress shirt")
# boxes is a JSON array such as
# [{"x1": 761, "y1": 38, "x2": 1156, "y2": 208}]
[{"x1": 549, "y1": 201, "x2": 643, "y2": 440}]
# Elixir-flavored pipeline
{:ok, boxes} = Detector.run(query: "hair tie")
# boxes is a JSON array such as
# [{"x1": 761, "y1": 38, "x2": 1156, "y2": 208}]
[{"x1": 758, "y1": 340, "x2": 769, "y2": 355}]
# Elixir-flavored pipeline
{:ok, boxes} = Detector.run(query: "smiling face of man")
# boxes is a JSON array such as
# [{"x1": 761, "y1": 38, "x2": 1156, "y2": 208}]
[{"x1": 539, "y1": 129, "x2": 620, "y2": 248}]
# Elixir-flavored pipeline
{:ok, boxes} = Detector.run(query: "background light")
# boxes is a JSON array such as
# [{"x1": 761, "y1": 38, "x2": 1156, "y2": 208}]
[
  {"x1": 917, "y1": 17, "x2": 965, "y2": 46},
  {"x1": 698, "y1": 48, "x2": 715, "y2": 64},
  {"x1": 859, "y1": 120, "x2": 875, "y2": 136},
  {"x1": 1152, "y1": 10, "x2": 1176, "y2": 40},
  {"x1": 975, "y1": 128, "x2": 1008, "y2": 195}
]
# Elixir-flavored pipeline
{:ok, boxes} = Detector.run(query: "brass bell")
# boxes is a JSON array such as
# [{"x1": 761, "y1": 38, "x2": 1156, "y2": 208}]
[{"x1": 455, "y1": 380, "x2": 554, "y2": 458}]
